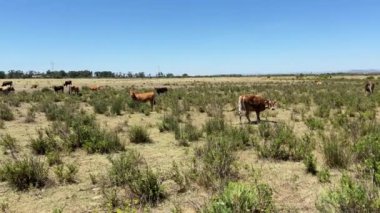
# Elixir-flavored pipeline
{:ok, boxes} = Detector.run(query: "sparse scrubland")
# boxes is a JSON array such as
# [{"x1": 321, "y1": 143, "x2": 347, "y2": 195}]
[{"x1": 0, "y1": 76, "x2": 379, "y2": 212}]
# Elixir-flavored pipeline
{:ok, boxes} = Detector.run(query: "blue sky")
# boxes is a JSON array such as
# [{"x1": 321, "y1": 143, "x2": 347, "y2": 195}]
[{"x1": 0, "y1": 0, "x2": 379, "y2": 75}]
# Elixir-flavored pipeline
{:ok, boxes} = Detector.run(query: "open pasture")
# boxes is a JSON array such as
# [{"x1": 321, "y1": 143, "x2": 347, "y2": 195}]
[{"x1": 0, "y1": 76, "x2": 380, "y2": 212}]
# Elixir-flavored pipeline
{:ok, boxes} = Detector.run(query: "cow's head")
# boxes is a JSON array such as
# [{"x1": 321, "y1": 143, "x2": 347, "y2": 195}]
[
  {"x1": 129, "y1": 90, "x2": 137, "y2": 99},
  {"x1": 265, "y1": 100, "x2": 277, "y2": 110}
]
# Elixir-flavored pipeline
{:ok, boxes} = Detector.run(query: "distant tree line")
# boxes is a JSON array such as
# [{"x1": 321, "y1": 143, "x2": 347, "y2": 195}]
[{"x1": 0, "y1": 70, "x2": 192, "y2": 79}]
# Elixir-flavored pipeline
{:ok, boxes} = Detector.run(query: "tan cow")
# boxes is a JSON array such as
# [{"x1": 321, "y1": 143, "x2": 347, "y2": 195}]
[
  {"x1": 130, "y1": 90, "x2": 156, "y2": 110},
  {"x1": 365, "y1": 81, "x2": 375, "y2": 95}
]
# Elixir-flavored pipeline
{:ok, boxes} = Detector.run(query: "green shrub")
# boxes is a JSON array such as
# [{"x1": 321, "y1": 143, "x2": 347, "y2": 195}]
[
  {"x1": 317, "y1": 168, "x2": 331, "y2": 183},
  {"x1": 25, "y1": 106, "x2": 36, "y2": 123},
  {"x1": 111, "y1": 96, "x2": 125, "y2": 115},
  {"x1": 46, "y1": 151, "x2": 62, "y2": 166},
  {"x1": 108, "y1": 150, "x2": 165, "y2": 205},
  {"x1": 196, "y1": 136, "x2": 237, "y2": 189},
  {"x1": 0, "y1": 103, "x2": 14, "y2": 121},
  {"x1": 317, "y1": 175, "x2": 380, "y2": 212},
  {"x1": 128, "y1": 126, "x2": 152, "y2": 143},
  {"x1": 54, "y1": 163, "x2": 78, "y2": 184},
  {"x1": 175, "y1": 122, "x2": 202, "y2": 145},
  {"x1": 303, "y1": 153, "x2": 317, "y2": 175},
  {"x1": 305, "y1": 117, "x2": 324, "y2": 130},
  {"x1": 158, "y1": 114, "x2": 179, "y2": 132},
  {"x1": 92, "y1": 99, "x2": 108, "y2": 114},
  {"x1": 203, "y1": 118, "x2": 225, "y2": 135},
  {"x1": 0, "y1": 157, "x2": 49, "y2": 190},
  {"x1": 0, "y1": 134, "x2": 19, "y2": 157},
  {"x1": 322, "y1": 133, "x2": 351, "y2": 169},
  {"x1": 30, "y1": 130, "x2": 60, "y2": 155},
  {"x1": 204, "y1": 182, "x2": 276, "y2": 212},
  {"x1": 258, "y1": 125, "x2": 312, "y2": 161}
]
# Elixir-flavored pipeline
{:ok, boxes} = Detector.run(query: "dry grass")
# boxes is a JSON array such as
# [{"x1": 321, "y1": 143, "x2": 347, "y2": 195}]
[{"x1": 0, "y1": 76, "x2": 379, "y2": 212}]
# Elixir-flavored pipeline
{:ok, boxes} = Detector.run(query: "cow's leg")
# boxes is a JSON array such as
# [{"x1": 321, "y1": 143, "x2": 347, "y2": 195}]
[
  {"x1": 245, "y1": 111, "x2": 251, "y2": 124},
  {"x1": 256, "y1": 111, "x2": 261, "y2": 123}
]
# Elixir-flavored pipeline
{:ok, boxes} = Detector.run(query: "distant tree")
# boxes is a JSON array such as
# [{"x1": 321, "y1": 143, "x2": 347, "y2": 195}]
[
  {"x1": 127, "y1": 71, "x2": 133, "y2": 78},
  {"x1": 0, "y1": 71, "x2": 5, "y2": 79},
  {"x1": 95, "y1": 71, "x2": 115, "y2": 78},
  {"x1": 8, "y1": 70, "x2": 24, "y2": 78},
  {"x1": 166, "y1": 73, "x2": 174, "y2": 78},
  {"x1": 156, "y1": 72, "x2": 164, "y2": 78},
  {"x1": 182, "y1": 73, "x2": 189, "y2": 77},
  {"x1": 135, "y1": 72, "x2": 145, "y2": 78}
]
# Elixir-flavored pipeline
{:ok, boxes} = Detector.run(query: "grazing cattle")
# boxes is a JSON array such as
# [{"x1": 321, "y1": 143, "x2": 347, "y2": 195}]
[
  {"x1": 130, "y1": 90, "x2": 156, "y2": 110},
  {"x1": 2, "y1": 81, "x2": 13, "y2": 87},
  {"x1": 90, "y1": 85, "x2": 102, "y2": 91},
  {"x1": 1, "y1": 86, "x2": 15, "y2": 95},
  {"x1": 53, "y1": 85, "x2": 64, "y2": 93},
  {"x1": 63, "y1": 80, "x2": 72, "y2": 87},
  {"x1": 365, "y1": 81, "x2": 375, "y2": 95},
  {"x1": 31, "y1": 84, "x2": 38, "y2": 89},
  {"x1": 155, "y1": 87, "x2": 168, "y2": 95},
  {"x1": 315, "y1": 81, "x2": 322, "y2": 85},
  {"x1": 69, "y1": 86, "x2": 80, "y2": 95},
  {"x1": 238, "y1": 94, "x2": 277, "y2": 124}
]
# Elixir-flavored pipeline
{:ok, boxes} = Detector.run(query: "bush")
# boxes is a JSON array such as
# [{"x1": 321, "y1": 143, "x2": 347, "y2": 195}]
[
  {"x1": 204, "y1": 182, "x2": 276, "y2": 212},
  {"x1": 175, "y1": 122, "x2": 202, "y2": 145},
  {"x1": 0, "y1": 134, "x2": 19, "y2": 157},
  {"x1": 30, "y1": 130, "x2": 60, "y2": 155},
  {"x1": 203, "y1": 118, "x2": 225, "y2": 135},
  {"x1": 303, "y1": 153, "x2": 317, "y2": 175},
  {"x1": 54, "y1": 163, "x2": 78, "y2": 184},
  {"x1": 25, "y1": 106, "x2": 36, "y2": 123},
  {"x1": 196, "y1": 136, "x2": 237, "y2": 189},
  {"x1": 322, "y1": 133, "x2": 351, "y2": 169},
  {"x1": 317, "y1": 175, "x2": 380, "y2": 212},
  {"x1": 110, "y1": 96, "x2": 125, "y2": 115},
  {"x1": 158, "y1": 114, "x2": 179, "y2": 132},
  {"x1": 91, "y1": 98, "x2": 109, "y2": 114},
  {"x1": 108, "y1": 150, "x2": 165, "y2": 205},
  {"x1": 305, "y1": 117, "x2": 324, "y2": 130},
  {"x1": 46, "y1": 151, "x2": 62, "y2": 166},
  {"x1": 258, "y1": 124, "x2": 313, "y2": 161},
  {"x1": 128, "y1": 126, "x2": 152, "y2": 143},
  {"x1": 317, "y1": 168, "x2": 331, "y2": 183},
  {"x1": 0, "y1": 157, "x2": 49, "y2": 190},
  {"x1": 0, "y1": 103, "x2": 14, "y2": 121}
]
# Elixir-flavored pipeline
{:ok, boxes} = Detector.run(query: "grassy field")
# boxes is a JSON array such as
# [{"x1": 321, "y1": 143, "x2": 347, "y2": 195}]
[{"x1": 0, "y1": 76, "x2": 379, "y2": 212}]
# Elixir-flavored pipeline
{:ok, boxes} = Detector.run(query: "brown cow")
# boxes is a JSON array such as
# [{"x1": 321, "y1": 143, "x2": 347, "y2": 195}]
[
  {"x1": 2, "y1": 81, "x2": 13, "y2": 87},
  {"x1": 238, "y1": 94, "x2": 277, "y2": 124},
  {"x1": 365, "y1": 81, "x2": 375, "y2": 95},
  {"x1": 31, "y1": 84, "x2": 38, "y2": 89},
  {"x1": 130, "y1": 90, "x2": 156, "y2": 110},
  {"x1": 69, "y1": 86, "x2": 80, "y2": 95},
  {"x1": 53, "y1": 85, "x2": 64, "y2": 93},
  {"x1": 64, "y1": 80, "x2": 72, "y2": 87},
  {"x1": 90, "y1": 85, "x2": 102, "y2": 91}
]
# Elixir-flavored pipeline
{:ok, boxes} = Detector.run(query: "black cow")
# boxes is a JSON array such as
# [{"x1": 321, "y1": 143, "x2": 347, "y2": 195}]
[
  {"x1": 155, "y1": 87, "x2": 168, "y2": 95},
  {"x1": 53, "y1": 85, "x2": 64, "y2": 93},
  {"x1": 365, "y1": 81, "x2": 375, "y2": 95},
  {"x1": 63, "y1": 80, "x2": 72, "y2": 87},
  {"x1": 2, "y1": 81, "x2": 13, "y2": 87},
  {"x1": 1, "y1": 86, "x2": 15, "y2": 95}
]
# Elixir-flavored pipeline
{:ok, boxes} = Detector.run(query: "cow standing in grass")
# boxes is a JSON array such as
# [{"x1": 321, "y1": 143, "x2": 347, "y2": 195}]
[
  {"x1": 238, "y1": 94, "x2": 277, "y2": 124},
  {"x1": 53, "y1": 85, "x2": 64, "y2": 93},
  {"x1": 130, "y1": 90, "x2": 156, "y2": 110},
  {"x1": 365, "y1": 81, "x2": 375, "y2": 95},
  {"x1": 69, "y1": 86, "x2": 80, "y2": 95},
  {"x1": 2, "y1": 81, "x2": 13, "y2": 87},
  {"x1": 64, "y1": 80, "x2": 72, "y2": 87},
  {"x1": 31, "y1": 84, "x2": 38, "y2": 89},
  {"x1": 155, "y1": 87, "x2": 168, "y2": 95},
  {"x1": 0, "y1": 86, "x2": 15, "y2": 95}
]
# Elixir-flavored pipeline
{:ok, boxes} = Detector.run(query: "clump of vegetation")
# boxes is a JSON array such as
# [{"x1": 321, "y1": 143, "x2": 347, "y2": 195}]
[
  {"x1": 108, "y1": 150, "x2": 166, "y2": 205},
  {"x1": 204, "y1": 182, "x2": 276, "y2": 212},
  {"x1": 317, "y1": 168, "x2": 331, "y2": 183},
  {"x1": 305, "y1": 117, "x2": 324, "y2": 130},
  {"x1": 54, "y1": 163, "x2": 78, "y2": 184},
  {"x1": 175, "y1": 122, "x2": 202, "y2": 146},
  {"x1": 46, "y1": 151, "x2": 62, "y2": 166},
  {"x1": 317, "y1": 175, "x2": 380, "y2": 212},
  {"x1": 195, "y1": 136, "x2": 237, "y2": 190},
  {"x1": 25, "y1": 106, "x2": 36, "y2": 123},
  {"x1": 257, "y1": 124, "x2": 313, "y2": 161},
  {"x1": 322, "y1": 133, "x2": 351, "y2": 169},
  {"x1": 203, "y1": 117, "x2": 225, "y2": 135},
  {"x1": 30, "y1": 129, "x2": 60, "y2": 155},
  {"x1": 110, "y1": 96, "x2": 125, "y2": 115},
  {"x1": 92, "y1": 98, "x2": 109, "y2": 114},
  {"x1": 128, "y1": 125, "x2": 152, "y2": 143},
  {"x1": 303, "y1": 153, "x2": 318, "y2": 175},
  {"x1": 0, "y1": 103, "x2": 14, "y2": 121},
  {"x1": 0, "y1": 157, "x2": 49, "y2": 190},
  {"x1": 0, "y1": 134, "x2": 19, "y2": 158},
  {"x1": 158, "y1": 114, "x2": 180, "y2": 132}
]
